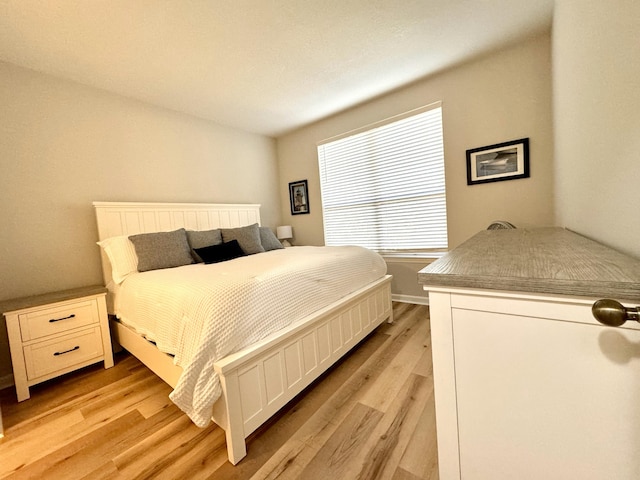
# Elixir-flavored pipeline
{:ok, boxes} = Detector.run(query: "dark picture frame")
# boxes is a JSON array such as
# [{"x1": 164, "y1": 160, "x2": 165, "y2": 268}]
[
  {"x1": 289, "y1": 179, "x2": 310, "y2": 215},
  {"x1": 466, "y1": 138, "x2": 530, "y2": 185}
]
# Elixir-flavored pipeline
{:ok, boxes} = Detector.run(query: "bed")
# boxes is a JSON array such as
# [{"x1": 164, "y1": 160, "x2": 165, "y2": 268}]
[{"x1": 93, "y1": 201, "x2": 393, "y2": 464}]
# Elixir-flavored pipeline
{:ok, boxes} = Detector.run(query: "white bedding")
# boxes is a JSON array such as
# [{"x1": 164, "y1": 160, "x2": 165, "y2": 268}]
[{"x1": 114, "y1": 245, "x2": 387, "y2": 426}]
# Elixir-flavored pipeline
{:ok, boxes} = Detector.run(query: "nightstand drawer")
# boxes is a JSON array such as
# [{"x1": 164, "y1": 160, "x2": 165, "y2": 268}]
[
  {"x1": 19, "y1": 300, "x2": 98, "y2": 341},
  {"x1": 23, "y1": 327, "x2": 104, "y2": 380}
]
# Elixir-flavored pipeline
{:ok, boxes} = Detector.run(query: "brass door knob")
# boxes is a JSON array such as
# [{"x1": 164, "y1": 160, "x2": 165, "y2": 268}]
[{"x1": 592, "y1": 299, "x2": 640, "y2": 327}]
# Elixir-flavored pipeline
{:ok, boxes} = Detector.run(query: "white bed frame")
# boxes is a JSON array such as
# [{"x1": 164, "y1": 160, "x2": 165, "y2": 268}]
[{"x1": 93, "y1": 201, "x2": 393, "y2": 465}]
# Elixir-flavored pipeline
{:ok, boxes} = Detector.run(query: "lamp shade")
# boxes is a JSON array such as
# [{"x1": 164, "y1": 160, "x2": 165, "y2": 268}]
[{"x1": 276, "y1": 225, "x2": 293, "y2": 240}]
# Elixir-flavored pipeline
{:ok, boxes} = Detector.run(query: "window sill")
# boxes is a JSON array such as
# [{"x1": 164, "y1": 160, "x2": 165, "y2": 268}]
[{"x1": 380, "y1": 251, "x2": 447, "y2": 264}]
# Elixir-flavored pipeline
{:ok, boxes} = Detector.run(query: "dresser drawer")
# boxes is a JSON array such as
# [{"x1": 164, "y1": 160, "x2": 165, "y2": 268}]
[
  {"x1": 23, "y1": 327, "x2": 104, "y2": 380},
  {"x1": 18, "y1": 300, "x2": 98, "y2": 341}
]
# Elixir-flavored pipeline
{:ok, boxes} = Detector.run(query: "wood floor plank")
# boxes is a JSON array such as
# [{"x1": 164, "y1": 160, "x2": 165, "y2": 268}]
[
  {"x1": 392, "y1": 466, "x2": 424, "y2": 480},
  {"x1": 5, "y1": 410, "x2": 145, "y2": 480},
  {"x1": 248, "y1": 439, "x2": 318, "y2": 480},
  {"x1": 298, "y1": 402, "x2": 384, "y2": 480},
  {"x1": 412, "y1": 318, "x2": 433, "y2": 379},
  {"x1": 135, "y1": 386, "x2": 175, "y2": 419},
  {"x1": 155, "y1": 428, "x2": 229, "y2": 480},
  {"x1": 355, "y1": 373, "x2": 432, "y2": 479},
  {"x1": 0, "y1": 409, "x2": 86, "y2": 477},
  {"x1": 0, "y1": 303, "x2": 438, "y2": 480},
  {"x1": 5, "y1": 365, "x2": 156, "y2": 439},
  {"x1": 0, "y1": 369, "x2": 174, "y2": 478},
  {"x1": 78, "y1": 374, "x2": 173, "y2": 420},
  {"x1": 0, "y1": 354, "x2": 140, "y2": 427},
  {"x1": 359, "y1": 313, "x2": 430, "y2": 412},
  {"x1": 24, "y1": 403, "x2": 185, "y2": 479},
  {"x1": 78, "y1": 461, "x2": 122, "y2": 480},
  {"x1": 114, "y1": 414, "x2": 227, "y2": 480},
  {"x1": 412, "y1": 347, "x2": 434, "y2": 380},
  {"x1": 398, "y1": 387, "x2": 439, "y2": 479}
]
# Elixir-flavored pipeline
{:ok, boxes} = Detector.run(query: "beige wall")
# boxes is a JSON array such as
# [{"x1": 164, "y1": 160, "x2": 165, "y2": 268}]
[
  {"x1": 277, "y1": 33, "x2": 555, "y2": 300},
  {"x1": 0, "y1": 61, "x2": 280, "y2": 381},
  {"x1": 553, "y1": 0, "x2": 640, "y2": 259},
  {"x1": 385, "y1": 258, "x2": 438, "y2": 304}
]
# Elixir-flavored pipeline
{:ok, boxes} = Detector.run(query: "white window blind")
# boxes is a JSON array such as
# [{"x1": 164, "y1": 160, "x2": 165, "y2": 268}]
[{"x1": 317, "y1": 103, "x2": 447, "y2": 253}]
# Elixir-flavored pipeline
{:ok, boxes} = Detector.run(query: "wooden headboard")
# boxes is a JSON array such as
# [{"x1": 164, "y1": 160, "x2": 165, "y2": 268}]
[{"x1": 93, "y1": 201, "x2": 261, "y2": 286}]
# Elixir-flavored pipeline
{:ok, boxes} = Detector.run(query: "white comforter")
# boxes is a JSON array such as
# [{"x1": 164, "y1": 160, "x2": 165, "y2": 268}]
[{"x1": 114, "y1": 245, "x2": 387, "y2": 426}]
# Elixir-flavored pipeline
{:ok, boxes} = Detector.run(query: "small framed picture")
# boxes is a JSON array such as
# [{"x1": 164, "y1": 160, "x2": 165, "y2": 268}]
[
  {"x1": 466, "y1": 138, "x2": 530, "y2": 185},
  {"x1": 289, "y1": 179, "x2": 310, "y2": 215}
]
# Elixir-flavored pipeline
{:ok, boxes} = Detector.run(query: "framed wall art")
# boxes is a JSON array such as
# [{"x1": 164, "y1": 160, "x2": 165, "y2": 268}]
[
  {"x1": 466, "y1": 138, "x2": 529, "y2": 185},
  {"x1": 289, "y1": 179, "x2": 310, "y2": 215}
]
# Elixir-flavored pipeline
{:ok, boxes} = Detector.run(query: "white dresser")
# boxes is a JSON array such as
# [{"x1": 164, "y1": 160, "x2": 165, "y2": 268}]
[
  {"x1": 2, "y1": 286, "x2": 114, "y2": 402},
  {"x1": 419, "y1": 228, "x2": 640, "y2": 480}
]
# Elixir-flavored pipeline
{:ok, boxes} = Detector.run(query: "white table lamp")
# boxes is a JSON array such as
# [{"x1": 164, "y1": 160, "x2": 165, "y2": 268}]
[{"x1": 276, "y1": 225, "x2": 293, "y2": 247}]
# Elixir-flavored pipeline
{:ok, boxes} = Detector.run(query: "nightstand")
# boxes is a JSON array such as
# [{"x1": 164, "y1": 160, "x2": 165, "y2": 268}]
[{"x1": 1, "y1": 285, "x2": 113, "y2": 402}]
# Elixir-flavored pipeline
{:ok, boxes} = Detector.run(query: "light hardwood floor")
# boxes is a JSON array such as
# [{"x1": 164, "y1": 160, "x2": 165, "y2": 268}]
[{"x1": 0, "y1": 303, "x2": 438, "y2": 479}]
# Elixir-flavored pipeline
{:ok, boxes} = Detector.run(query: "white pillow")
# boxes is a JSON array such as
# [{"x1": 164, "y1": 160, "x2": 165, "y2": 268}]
[{"x1": 97, "y1": 235, "x2": 139, "y2": 284}]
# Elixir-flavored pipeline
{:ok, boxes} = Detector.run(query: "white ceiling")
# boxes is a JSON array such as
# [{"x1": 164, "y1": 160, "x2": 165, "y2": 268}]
[{"x1": 0, "y1": 1, "x2": 554, "y2": 137}]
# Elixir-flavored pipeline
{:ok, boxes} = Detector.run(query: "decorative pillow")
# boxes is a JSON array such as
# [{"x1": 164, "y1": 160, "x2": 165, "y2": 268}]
[
  {"x1": 129, "y1": 228, "x2": 194, "y2": 272},
  {"x1": 194, "y1": 240, "x2": 246, "y2": 264},
  {"x1": 259, "y1": 226, "x2": 284, "y2": 251},
  {"x1": 97, "y1": 235, "x2": 138, "y2": 284},
  {"x1": 187, "y1": 229, "x2": 222, "y2": 263},
  {"x1": 220, "y1": 223, "x2": 265, "y2": 255}
]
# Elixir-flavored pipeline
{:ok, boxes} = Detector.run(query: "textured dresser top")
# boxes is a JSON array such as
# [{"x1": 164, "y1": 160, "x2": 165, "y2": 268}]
[
  {"x1": 0, "y1": 285, "x2": 107, "y2": 314},
  {"x1": 418, "y1": 227, "x2": 640, "y2": 301}
]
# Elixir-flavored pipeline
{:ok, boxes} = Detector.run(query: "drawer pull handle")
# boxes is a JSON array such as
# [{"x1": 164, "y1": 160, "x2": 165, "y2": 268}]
[
  {"x1": 592, "y1": 299, "x2": 640, "y2": 326},
  {"x1": 53, "y1": 346, "x2": 80, "y2": 356},
  {"x1": 49, "y1": 314, "x2": 76, "y2": 323}
]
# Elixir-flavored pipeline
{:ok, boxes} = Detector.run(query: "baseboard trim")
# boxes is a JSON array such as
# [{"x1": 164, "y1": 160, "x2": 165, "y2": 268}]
[
  {"x1": 392, "y1": 294, "x2": 429, "y2": 306},
  {"x1": 0, "y1": 373, "x2": 14, "y2": 391}
]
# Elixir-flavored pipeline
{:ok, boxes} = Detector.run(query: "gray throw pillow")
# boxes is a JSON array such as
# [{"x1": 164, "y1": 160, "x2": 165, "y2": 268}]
[
  {"x1": 220, "y1": 223, "x2": 265, "y2": 255},
  {"x1": 187, "y1": 229, "x2": 223, "y2": 263},
  {"x1": 259, "y1": 226, "x2": 284, "y2": 251},
  {"x1": 129, "y1": 228, "x2": 194, "y2": 272}
]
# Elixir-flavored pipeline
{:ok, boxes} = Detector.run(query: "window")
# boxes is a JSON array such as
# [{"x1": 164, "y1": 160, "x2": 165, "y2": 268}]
[{"x1": 317, "y1": 102, "x2": 447, "y2": 255}]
